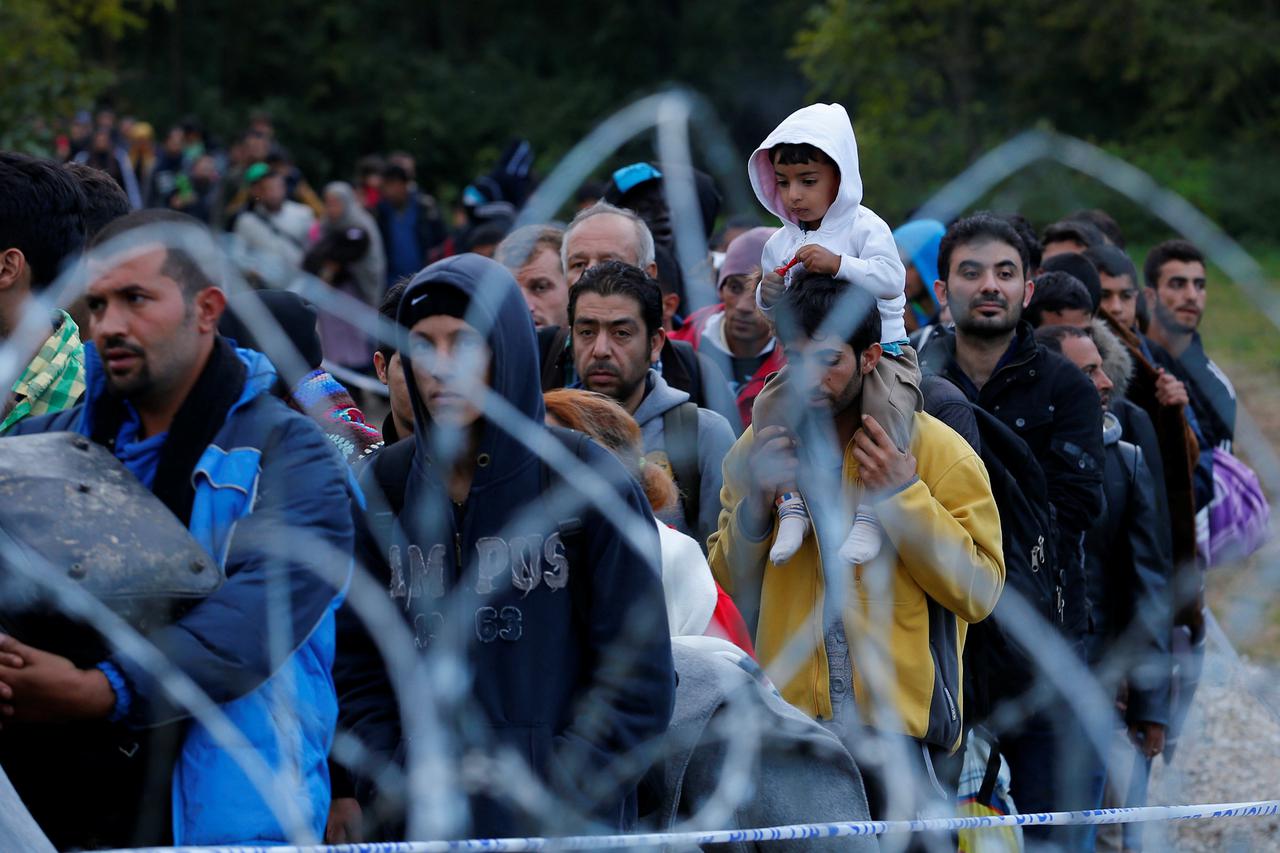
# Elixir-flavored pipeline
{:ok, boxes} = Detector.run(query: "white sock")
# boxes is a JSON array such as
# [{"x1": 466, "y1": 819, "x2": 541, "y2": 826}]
[
  {"x1": 838, "y1": 505, "x2": 882, "y2": 565},
  {"x1": 770, "y1": 492, "x2": 811, "y2": 565}
]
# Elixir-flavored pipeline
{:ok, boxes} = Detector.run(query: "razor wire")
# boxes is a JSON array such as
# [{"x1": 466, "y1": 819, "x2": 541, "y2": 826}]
[{"x1": 0, "y1": 89, "x2": 1276, "y2": 852}]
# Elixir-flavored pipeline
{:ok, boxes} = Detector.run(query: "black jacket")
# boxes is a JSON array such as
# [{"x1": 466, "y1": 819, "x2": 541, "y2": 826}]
[
  {"x1": 1147, "y1": 332, "x2": 1236, "y2": 454},
  {"x1": 1084, "y1": 414, "x2": 1172, "y2": 726},
  {"x1": 1112, "y1": 398, "x2": 1173, "y2": 550},
  {"x1": 919, "y1": 322, "x2": 1104, "y2": 636},
  {"x1": 334, "y1": 255, "x2": 674, "y2": 838}
]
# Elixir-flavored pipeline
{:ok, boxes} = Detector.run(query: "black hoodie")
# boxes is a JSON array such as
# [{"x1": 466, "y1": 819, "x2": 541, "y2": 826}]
[{"x1": 335, "y1": 254, "x2": 674, "y2": 838}]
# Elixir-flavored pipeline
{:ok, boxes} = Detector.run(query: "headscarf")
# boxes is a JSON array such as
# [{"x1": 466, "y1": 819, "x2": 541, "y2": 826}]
[
  {"x1": 323, "y1": 181, "x2": 386, "y2": 305},
  {"x1": 893, "y1": 219, "x2": 946, "y2": 288},
  {"x1": 893, "y1": 219, "x2": 946, "y2": 321},
  {"x1": 718, "y1": 226, "x2": 777, "y2": 286}
]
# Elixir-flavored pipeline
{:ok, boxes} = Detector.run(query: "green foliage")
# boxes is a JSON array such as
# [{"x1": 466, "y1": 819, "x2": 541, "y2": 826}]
[
  {"x1": 9, "y1": 0, "x2": 1277, "y2": 243},
  {"x1": 0, "y1": 0, "x2": 154, "y2": 152},
  {"x1": 793, "y1": 0, "x2": 1280, "y2": 237},
  {"x1": 99, "y1": 0, "x2": 812, "y2": 211}
]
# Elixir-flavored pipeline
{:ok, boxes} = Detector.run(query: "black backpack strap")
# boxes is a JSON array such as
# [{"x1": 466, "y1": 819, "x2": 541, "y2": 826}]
[
  {"x1": 665, "y1": 338, "x2": 704, "y2": 405},
  {"x1": 251, "y1": 208, "x2": 306, "y2": 251},
  {"x1": 975, "y1": 727, "x2": 1003, "y2": 806},
  {"x1": 361, "y1": 439, "x2": 416, "y2": 552},
  {"x1": 663, "y1": 401, "x2": 701, "y2": 533},
  {"x1": 539, "y1": 326, "x2": 571, "y2": 392}
]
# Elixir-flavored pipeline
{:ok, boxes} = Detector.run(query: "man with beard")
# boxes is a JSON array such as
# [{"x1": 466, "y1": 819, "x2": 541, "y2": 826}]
[
  {"x1": 539, "y1": 203, "x2": 740, "y2": 430},
  {"x1": 570, "y1": 261, "x2": 735, "y2": 547},
  {"x1": 1, "y1": 209, "x2": 353, "y2": 847},
  {"x1": 707, "y1": 275, "x2": 1004, "y2": 825},
  {"x1": 1142, "y1": 240, "x2": 1235, "y2": 455},
  {"x1": 918, "y1": 213, "x2": 1104, "y2": 845}
]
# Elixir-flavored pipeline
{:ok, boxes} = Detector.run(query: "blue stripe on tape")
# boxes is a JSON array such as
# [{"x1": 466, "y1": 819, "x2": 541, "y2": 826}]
[{"x1": 104, "y1": 799, "x2": 1280, "y2": 853}]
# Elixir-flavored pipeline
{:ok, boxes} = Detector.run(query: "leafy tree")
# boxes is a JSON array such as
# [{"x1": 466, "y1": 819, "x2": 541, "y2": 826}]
[
  {"x1": 793, "y1": 0, "x2": 1280, "y2": 240},
  {"x1": 104, "y1": 0, "x2": 812, "y2": 213},
  {"x1": 0, "y1": 0, "x2": 153, "y2": 152}
]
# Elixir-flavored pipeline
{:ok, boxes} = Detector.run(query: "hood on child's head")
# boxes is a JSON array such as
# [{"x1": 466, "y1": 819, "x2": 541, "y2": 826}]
[{"x1": 749, "y1": 103, "x2": 862, "y2": 230}]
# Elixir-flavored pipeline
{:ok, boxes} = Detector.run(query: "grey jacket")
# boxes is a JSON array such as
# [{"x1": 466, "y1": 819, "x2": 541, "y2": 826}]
[
  {"x1": 633, "y1": 369, "x2": 736, "y2": 547},
  {"x1": 645, "y1": 637, "x2": 877, "y2": 852}
]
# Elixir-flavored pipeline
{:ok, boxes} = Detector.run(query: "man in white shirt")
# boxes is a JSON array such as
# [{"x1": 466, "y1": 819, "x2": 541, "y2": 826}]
[{"x1": 233, "y1": 162, "x2": 314, "y2": 274}]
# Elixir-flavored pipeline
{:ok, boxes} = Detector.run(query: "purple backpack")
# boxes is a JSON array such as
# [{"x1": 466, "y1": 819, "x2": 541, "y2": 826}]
[{"x1": 1203, "y1": 448, "x2": 1271, "y2": 566}]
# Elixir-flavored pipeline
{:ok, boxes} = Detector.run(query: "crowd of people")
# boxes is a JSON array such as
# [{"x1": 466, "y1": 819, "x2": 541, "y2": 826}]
[{"x1": 0, "y1": 98, "x2": 1264, "y2": 853}]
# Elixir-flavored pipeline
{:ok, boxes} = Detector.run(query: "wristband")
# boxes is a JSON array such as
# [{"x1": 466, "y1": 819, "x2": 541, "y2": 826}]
[{"x1": 96, "y1": 660, "x2": 132, "y2": 723}]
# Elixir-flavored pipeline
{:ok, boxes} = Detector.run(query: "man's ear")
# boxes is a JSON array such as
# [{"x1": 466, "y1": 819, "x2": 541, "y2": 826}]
[
  {"x1": 648, "y1": 327, "x2": 667, "y2": 365},
  {"x1": 645, "y1": 262, "x2": 659, "y2": 280},
  {"x1": 373, "y1": 350, "x2": 389, "y2": 384},
  {"x1": 0, "y1": 248, "x2": 29, "y2": 294},
  {"x1": 860, "y1": 342, "x2": 883, "y2": 375},
  {"x1": 932, "y1": 279, "x2": 947, "y2": 308},
  {"x1": 661, "y1": 291, "x2": 680, "y2": 325},
  {"x1": 1022, "y1": 279, "x2": 1036, "y2": 308},
  {"x1": 193, "y1": 287, "x2": 228, "y2": 334}
]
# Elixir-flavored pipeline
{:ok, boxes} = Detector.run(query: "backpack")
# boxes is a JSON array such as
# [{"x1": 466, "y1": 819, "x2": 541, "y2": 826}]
[
  {"x1": 663, "y1": 339, "x2": 706, "y2": 411},
  {"x1": 963, "y1": 406, "x2": 1062, "y2": 723},
  {"x1": 538, "y1": 326, "x2": 571, "y2": 392},
  {"x1": 663, "y1": 401, "x2": 701, "y2": 535},
  {"x1": 1203, "y1": 448, "x2": 1270, "y2": 567}
]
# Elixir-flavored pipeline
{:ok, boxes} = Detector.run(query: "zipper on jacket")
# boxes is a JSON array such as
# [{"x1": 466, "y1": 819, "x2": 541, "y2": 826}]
[
  {"x1": 452, "y1": 500, "x2": 464, "y2": 567},
  {"x1": 942, "y1": 682, "x2": 958, "y2": 722}
]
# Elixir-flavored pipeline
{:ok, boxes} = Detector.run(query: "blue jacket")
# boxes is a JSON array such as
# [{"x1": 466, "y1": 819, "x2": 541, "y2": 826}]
[
  {"x1": 336, "y1": 254, "x2": 675, "y2": 837},
  {"x1": 13, "y1": 343, "x2": 354, "y2": 844}
]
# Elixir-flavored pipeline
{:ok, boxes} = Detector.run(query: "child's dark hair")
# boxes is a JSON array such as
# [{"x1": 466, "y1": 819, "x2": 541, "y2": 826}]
[{"x1": 770, "y1": 143, "x2": 837, "y2": 170}]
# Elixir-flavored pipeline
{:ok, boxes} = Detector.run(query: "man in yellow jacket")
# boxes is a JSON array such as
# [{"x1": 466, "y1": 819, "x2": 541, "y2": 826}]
[{"x1": 708, "y1": 275, "x2": 1005, "y2": 823}]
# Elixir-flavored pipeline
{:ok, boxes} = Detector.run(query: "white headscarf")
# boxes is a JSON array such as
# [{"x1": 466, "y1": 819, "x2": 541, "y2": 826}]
[{"x1": 323, "y1": 181, "x2": 386, "y2": 304}]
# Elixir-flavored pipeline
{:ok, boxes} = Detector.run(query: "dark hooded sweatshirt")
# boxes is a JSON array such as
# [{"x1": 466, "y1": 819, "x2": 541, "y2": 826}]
[{"x1": 334, "y1": 254, "x2": 675, "y2": 838}]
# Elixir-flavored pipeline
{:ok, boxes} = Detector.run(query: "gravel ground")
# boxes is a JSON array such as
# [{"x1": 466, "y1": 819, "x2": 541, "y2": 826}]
[{"x1": 1135, "y1": 639, "x2": 1280, "y2": 852}]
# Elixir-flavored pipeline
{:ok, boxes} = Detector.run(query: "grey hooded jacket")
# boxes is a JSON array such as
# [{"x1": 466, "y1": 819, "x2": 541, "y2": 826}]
[{"x1": 633, "y1": 369, "x2": 736, "y2": 546}]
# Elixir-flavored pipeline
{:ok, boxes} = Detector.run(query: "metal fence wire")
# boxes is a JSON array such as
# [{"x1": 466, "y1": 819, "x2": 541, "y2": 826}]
[{"x1": 0, "y1": 90, "x2": 1275, "y2": 852}]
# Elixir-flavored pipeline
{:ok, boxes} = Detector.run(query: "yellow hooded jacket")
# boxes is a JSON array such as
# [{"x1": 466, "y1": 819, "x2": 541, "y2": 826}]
[{"x1": 708, "y1": 411, "x2": 1005, "y2": 752}]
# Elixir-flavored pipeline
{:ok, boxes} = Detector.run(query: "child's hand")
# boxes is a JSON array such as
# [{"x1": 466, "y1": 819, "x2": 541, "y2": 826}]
[
  {"x1": 795, "y1": 245, "x2": 841, "y2": 276},
  {"x1": 759, "y1": 271, "x2": 786, "y2": 308}
]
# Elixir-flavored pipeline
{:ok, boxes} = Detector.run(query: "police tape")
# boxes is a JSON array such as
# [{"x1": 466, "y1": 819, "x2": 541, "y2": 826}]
[{"x1": 108, "y1": 798, "x2": 1280, "y2": 852}]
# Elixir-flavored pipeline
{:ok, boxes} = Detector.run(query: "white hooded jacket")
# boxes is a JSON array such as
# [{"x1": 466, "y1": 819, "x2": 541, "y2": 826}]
[{"x1": 748, "y1": 103, "x2": 907, "y2": 343}]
